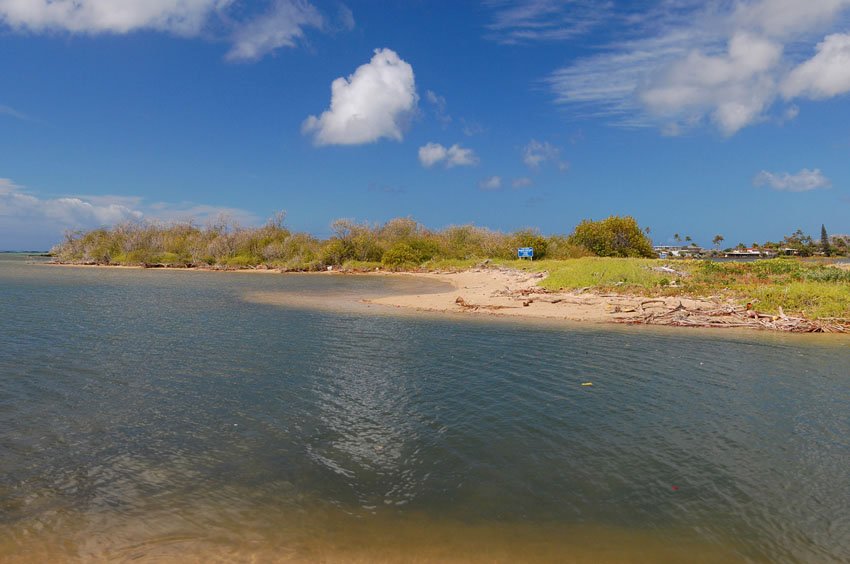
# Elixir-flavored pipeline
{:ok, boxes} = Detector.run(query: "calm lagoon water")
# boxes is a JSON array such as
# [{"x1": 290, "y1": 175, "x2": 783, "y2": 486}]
[{"x1": 1, "y1": 254, "x2": 848, "y2": 562}]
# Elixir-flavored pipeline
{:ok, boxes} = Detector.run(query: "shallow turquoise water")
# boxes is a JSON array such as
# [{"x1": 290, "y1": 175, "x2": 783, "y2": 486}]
[{"x1": 1, "y1": 254, "x2": 848, "y2": 562}]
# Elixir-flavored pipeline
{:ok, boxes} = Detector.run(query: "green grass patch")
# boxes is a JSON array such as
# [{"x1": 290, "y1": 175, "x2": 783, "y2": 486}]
[
  {"x1": 529, "y1": 257, "x2": 850, "y2": 319},
  {"x1": 745, "y1": 282, "x2": 850, "y2": 319},
  {"x1": 536, "y1": 257, "x2": 669, "y2": 291},
  {"x1": 341, "y1": 260, "x2": 384, "y2": 271}
]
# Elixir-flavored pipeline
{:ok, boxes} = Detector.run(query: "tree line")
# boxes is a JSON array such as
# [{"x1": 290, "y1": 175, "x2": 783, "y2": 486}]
[{"x1": 52, "y1": 214, "x2": 656, "y2": 269}]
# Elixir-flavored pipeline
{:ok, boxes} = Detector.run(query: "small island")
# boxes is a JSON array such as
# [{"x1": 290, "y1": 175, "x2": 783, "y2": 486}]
[{"x1": 49, "y1": 214, "x2": 850, "y2": 333}]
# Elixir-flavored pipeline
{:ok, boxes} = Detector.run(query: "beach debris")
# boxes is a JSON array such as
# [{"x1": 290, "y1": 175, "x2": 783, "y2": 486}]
[
  {"x1": 619, "y1": 300, "x2": 847, "y2": 333},
  {"x1": 650, "y1": 265, "x2": 689, "y2": 277},
  {"x1": 454, "y1": 296, "x2": 516, "y2": 311},
  {"x1": 606, "y1": 303, "x2": 637, "y2": 313}
]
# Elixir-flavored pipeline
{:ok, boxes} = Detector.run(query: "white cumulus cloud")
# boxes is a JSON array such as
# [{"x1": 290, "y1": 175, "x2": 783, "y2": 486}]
[
  {"x1": 418, "y1": 142, "x2": 478, "y2": 168},
  {"x1": 640, "y1": 33, "x2": 783, "y2": 136},
  {"x1": 302, "y1": 48, "x2": 418, "y2": 146},
  {"x1": 782, "y1": 33, "x2": 850, "y2": 99},
  {"x1": 0, "y1": 0, "x2": 333, "y2": 61},
  {"x1": 0, "y1": 177, "x2": 259, "y2": 249},
  {"x1": 0, "y1": 0, "x2": 216, "y2": 34},
  {"x1": 753, "y1": 168, "x2": 832, "y2": 192},
  {"x1": 0, "y1": 178, "x2": 143, "y2": 226},
  {"x1": 546, "y1": 0, "x2": 850, "y2": 135},
  {"x1": 418, "y1": 142, "x2": 447, "y2": 167},
  {"x1": 478, "y1": 176, "x2": 502, "y2": 191}
]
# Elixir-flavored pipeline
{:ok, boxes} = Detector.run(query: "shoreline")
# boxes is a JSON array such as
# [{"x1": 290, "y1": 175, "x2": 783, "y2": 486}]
[
  {"x1": 366, "y1": 268, "x2": 849, "y2": 333},
  {"x1": 363, "y1": 268, "x2": 739, "y2": 327},
  {"x1": 41, "y1": 261, "x2": 848, "y2": 333}
]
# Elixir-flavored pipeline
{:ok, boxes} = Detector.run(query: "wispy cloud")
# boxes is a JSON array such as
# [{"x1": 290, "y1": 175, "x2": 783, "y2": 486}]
[
  {"x1": 545, "y1": 0, "x2": 850, "y2": 135},
  {"x1": 303, "y1": 48, "x2": 418, "y2": 145},
  {"x1": 478, "y1": 175, "x2": 502, "y2": 191},
  {"x1": 0, "y1": 0, "x2": 339, "y2": 61},
  {"x1": 337, "y1": 4, "x2": 355, "y2": 31},
  {"x1": 753, "y1": 168, "x2": 832, "y2": 192},
  {"x1": 522, "y1": 139, "x2": 568, "y2": 171},
  {"x1": 512, "y1": 177, "x2": 533, "y2": 188},
  {"x1": 0, "y1": 104, "x2": 29, "y2": 121},
  {"x1": 367, "y1": 182, "x2": 406, "y2": 195},
  {"x1": 226, "y1": 0, "x2": 323, "y2": 62},
  {"x1": 425, "y1": 90, "x2": 453, "y2": 126},
  {"x1": 483, "y1": 0, "x2": 614, "y2": 44},
  {"x1": 460, "y1": 118, "x2": 486, "y2": 137}
]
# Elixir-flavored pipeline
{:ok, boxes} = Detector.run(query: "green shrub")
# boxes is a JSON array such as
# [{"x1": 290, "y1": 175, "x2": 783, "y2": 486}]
[
  {"x1": 223, "y1": 254, "x2": 256, "y2": 268},
  {"x1": 546, "y1": 235, "x2": 592, "y2": 259},
  {"x1": 320, "y1": 239, "x2": 351, "y2": 265},
  {"x1": 511, "y1": 229, "x2": 548, "y2": 259},
  {"x1": 382, "y1": 242, "x2": 422, "y2": 268},
  {"x1": 567, "y1": 216, "x2": 655, "y2": 258}
]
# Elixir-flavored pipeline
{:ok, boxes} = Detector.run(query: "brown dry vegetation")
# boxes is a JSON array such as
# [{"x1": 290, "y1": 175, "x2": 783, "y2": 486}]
[{"x1": 51, "y1": 215, "x2": 597, "y2": 270}]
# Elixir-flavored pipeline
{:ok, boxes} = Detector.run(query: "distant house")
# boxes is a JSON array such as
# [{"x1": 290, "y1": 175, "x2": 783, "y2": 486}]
[
  {"x1": 653, "y1": 245, "x2": 705, "y2": 258},
  {"x1": 724, "y1": 248, "x2": 778, "y2": 258}
]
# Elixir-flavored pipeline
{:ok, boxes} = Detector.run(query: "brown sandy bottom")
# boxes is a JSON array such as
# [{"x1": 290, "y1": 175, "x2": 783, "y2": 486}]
[{"x1": 0, "y1": 507, "x2": 741, "y2": 563}]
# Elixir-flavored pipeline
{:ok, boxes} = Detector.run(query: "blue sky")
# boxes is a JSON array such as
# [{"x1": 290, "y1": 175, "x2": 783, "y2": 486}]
[{"x1": 1, "y1": 0, "x2": 849, "y2": 250}]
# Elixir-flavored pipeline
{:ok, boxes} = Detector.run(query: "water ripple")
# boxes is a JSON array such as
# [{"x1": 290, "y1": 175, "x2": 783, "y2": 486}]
[{"x1": 1, "y1": 255, "x2": 848, "y2": 562}]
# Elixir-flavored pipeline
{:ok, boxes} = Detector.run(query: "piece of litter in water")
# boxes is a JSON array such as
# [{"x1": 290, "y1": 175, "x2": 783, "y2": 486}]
[
  {"x1": 581, "y1": 382, "x2": 593, "y2": 387},
  {"x1": 671, "y1": 485, "x2": 679, "y2": 491}
]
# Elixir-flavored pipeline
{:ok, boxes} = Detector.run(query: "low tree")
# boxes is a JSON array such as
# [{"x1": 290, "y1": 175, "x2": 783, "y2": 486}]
[
  {"x1": 567, "y1": 216, "x2": 655, "y2": 258},
  {"x1": 782, "y1": 229, "x2": 815, "y2": 256},
  {"x1": 832, "y1": 236, "x2": 848, "y2": 256}
]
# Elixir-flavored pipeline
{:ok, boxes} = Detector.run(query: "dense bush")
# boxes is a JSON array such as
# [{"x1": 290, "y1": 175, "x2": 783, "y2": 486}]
[
  {"x1": 511, "y1": 229, "x2": 548, "y2": 259},
  {"x1": 567, "y1": 216, "x2": 655, "y2": 258}
]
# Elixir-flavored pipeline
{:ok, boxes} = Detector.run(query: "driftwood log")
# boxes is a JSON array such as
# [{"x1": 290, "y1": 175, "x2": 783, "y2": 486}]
[
  {"x1": 473, "y1": 287, "x2": 848, "y2": 333},
  {"x1": 620, "y1": 301, "x2": 847, "y2": 333}
]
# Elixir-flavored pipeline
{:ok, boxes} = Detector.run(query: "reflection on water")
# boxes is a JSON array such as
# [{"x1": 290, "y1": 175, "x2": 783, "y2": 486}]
[{"x1": 1, "y1": 255, "x2": 849, "y2": 562}]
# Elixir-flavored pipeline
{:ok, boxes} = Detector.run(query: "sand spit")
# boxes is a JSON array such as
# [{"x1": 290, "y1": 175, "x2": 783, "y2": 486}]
[
  {"x1": 365, "y1": 267, "x2": 848, "y2": 333},
  {"x1": 365, "y1": 268, "x2": 721, "y2": 324},
  {"x1": 45, "y1": 262, "x2": 847, "y2": 332}
]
